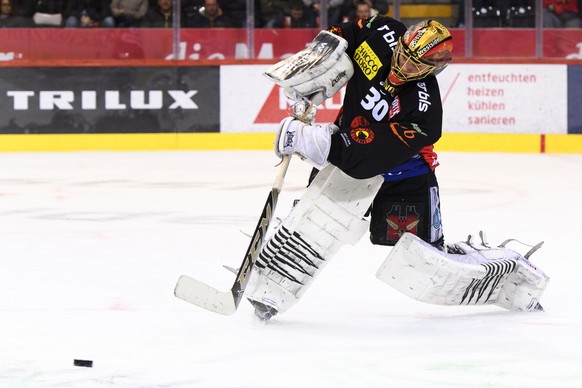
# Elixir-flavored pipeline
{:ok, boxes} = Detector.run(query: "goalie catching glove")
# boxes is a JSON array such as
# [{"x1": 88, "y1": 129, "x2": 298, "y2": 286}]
[
  {"x1": 275, "y1": 117, "x2": 338, "y2": 168},
  {"x1": 264, "y1": 30, "x2": 354, "y2": 106}
]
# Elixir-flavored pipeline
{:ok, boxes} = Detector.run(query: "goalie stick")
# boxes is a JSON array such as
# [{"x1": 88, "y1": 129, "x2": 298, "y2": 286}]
[{"x1": 174, "y1": 155, "x2": 291, "y2": 315}]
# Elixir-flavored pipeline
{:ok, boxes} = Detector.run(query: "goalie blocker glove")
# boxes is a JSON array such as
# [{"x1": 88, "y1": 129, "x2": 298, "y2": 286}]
[{"x1": 275, "y1": 117, "x2": 339, "y2": 168}]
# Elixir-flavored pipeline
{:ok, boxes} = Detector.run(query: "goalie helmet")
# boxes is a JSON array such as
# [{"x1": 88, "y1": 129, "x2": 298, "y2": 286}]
[{"x1": 385, "y1": 20, "x2": 453, "y2": 94}]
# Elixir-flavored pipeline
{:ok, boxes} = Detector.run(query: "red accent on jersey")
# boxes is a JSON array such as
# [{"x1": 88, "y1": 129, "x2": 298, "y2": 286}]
[
  {"x1": 419, "y1": 145, "x2": 439, "y2": 170},
  {"x1": 388, "y1": 96, "x2": 401, "y2": 119}
]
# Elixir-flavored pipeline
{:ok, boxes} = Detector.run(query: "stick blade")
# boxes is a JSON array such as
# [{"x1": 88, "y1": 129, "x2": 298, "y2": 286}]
[{"x1": 174, "y1": 275, "x2": 236, "y2": 315}]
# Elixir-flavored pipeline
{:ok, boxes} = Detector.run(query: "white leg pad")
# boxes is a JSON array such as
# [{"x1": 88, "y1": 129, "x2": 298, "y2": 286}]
[
  {"x1": 376, "y1": 233, "x2": 549, "y2": 312},
  {"x1": 247, "y1": 164, "x2": 384, "y2": 314}
]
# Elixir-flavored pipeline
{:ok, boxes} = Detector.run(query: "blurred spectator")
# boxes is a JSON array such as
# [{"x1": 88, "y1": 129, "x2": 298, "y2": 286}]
[
  {"x1": 354, "y1": 0, "x2": 371, "y2": 19},
  {"x1": 10, "y1": 0, "x2": 34, "y2": 17},
  {"x1": 341, "y1": 0, "x2": 373, "y2": 20},
  {"x1": 184, "y1": 0, "x2": 234, "y2": 27},
  {"x1": 219, "y1": 0, "x2": 246, "y2": 27},
  {"x1": 0, "y1": 0, "x2": 30, "y2": 25},
  {"x1": 258, "y1": 0, "x2": 288, "y2": 27},
  {"x1": 543, "y1": 0, "x2": 582, "y2": 27},
  {"x1": 506, "y1": 0, "x2": 535, "y2": 27},
  {"x1": 65, "y1": 0, "x2": 115, "y2": 27},
  {"x1": 141, "y1": 0, "x2": 174, "y2": 26},
  {"x1": 340, "y1": 0, "x2": 387, "y2": 22},
  {"x1": 457, "y1": 0, "x2": 536, "y2": 27},
  {"x1": 305, "y1": 0, "x2": 343, "y2": 27},
  {"x1": 467, "y1": 0, "x2": 506, "y2": 27},
  {"x1": 285, "y1": 0, "x2": 317, "y2": 27},
  {"x1": 33, "y1": 0, "x2": 68, "y2": 26},
  {"x1": 110, "y1": 0, "x2": 148, "y2": 26}
]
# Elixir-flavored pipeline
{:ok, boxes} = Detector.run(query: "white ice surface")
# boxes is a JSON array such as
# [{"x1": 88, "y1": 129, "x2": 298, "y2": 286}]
[{"x1": 0, "y1": 150, "x2": 581, "y2": 387}]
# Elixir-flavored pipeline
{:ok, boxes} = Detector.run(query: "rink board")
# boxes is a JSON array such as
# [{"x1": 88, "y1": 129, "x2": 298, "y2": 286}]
[
  {"x1": 0, "y1": 132, "x2": 580, "y2": 154},
  {"x1": 1, "y1": 62, "x2": 581, "y2": 153}
]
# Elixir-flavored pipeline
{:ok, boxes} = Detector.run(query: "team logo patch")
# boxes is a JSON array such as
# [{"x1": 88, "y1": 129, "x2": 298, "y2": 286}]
[
  {"x1": 350, "y1": 116, "x2": 374, "y2": 144},
  {"x1": 385, "y1": 204, "x2": 421, "y2": 243},
  {"x1": 350, "y1": 115, "x2": 370, "y2": 128},
  {"x1": 353, "y1": 42, "x2": 382, "y2": 80},
  {"x1": 328, "y1": 26, "x2": 343, "y2": 37}
]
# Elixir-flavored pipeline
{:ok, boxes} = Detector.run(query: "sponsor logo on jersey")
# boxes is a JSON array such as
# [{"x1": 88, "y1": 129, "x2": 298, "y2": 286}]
[
  {"x1": 365, "y1": 15, "x2": 378, "y2": 28},
  {"x1": 353, "y1": 42, "x2": 382, "y2": 80},
  {"x1": 340, "y1": 132, "x2": 352, "y2": 147},
  {"x1": 349, "y1": 115, "x2": 374, "y2": 144},
  {"x1": 411, "y1": 123, "x2": 428, "y2": 137},
  {"x1": 389, "y1": 122, "x2": 427, "y2": 147},
  {"x1": 417, "y1": 82, "x2": 431, "y2": 112},
  {"x1": 388, "y1": 96, "x2": 400, "y2": 119}
]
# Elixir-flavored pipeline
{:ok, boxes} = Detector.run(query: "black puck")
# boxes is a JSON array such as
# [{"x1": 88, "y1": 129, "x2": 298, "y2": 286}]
[{"x1": 74, "y1": 359, "x2": 93, "y2": 368}]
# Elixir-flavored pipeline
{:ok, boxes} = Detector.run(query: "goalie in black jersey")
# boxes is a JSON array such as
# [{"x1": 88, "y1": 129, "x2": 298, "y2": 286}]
[
  {"x1": 277, "y1": 17, "x2": 453, "y2": 249},
  {"x1": 247, "y1": 17, "x2": 548, "y2": 320}
]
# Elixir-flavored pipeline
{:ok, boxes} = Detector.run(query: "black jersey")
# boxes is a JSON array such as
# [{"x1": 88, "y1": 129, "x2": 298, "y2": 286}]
[{"x1": 327, "y1": 16, "x2": 444, "y2": 180}]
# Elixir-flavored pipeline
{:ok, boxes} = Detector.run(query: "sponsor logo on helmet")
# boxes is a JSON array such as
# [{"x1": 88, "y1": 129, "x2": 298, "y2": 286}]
[
  {"x1": 408, "y1": 28, "x2": 427, "y2": 49},
  {"x1": 417, "y1": 38, "x2": 440, "y2": 57},
  {"x1": 353, "y1": 42, "x2": 382, "y2": 80}
]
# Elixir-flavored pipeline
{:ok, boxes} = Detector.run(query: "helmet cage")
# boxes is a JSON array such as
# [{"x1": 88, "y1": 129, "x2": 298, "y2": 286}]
[
  {"x1": 389, "y1": 36, "x2": 438, "y2": 84},
  {"x1": 385, "y1": 20, "x2": 453, "y2": 90}
]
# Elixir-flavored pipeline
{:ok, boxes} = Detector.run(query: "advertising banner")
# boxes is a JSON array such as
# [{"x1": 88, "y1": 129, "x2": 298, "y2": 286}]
[
  {"x1": 438, "y1": 64, "x2": 567, "y2": 134},
  {"x1": 221, "y1": 63, "x2": 571, "y2": 134},
  {"x1": 220, "y1": 65, "x2": 344, "y2": 133},
  {"x1": 1, "y1": 29, "x2": 582, "y2": 60},
  {"x1": 0, "y1": 66, "x2": 219, "y2": 133}
]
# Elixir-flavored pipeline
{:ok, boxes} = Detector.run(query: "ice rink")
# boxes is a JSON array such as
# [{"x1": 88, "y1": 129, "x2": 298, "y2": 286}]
[{"x1": 1, "y1": 150, "x2": 581, "y2": 387}]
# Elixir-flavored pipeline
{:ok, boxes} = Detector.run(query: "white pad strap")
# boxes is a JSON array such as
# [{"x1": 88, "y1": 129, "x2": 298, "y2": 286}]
[
  {"x1": 247, "y1": 164, "x2": 384, "y2": 314},
  {"x1": 264, "y1": 30, "x2": 354, "y2": 106},
  {"x1": 376, "y1": 233, "x2": 549, "y2": 312}
]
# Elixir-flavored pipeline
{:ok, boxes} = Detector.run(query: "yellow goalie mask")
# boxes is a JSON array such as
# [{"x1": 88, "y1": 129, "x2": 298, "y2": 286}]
[{"x1": 385, "y1": 20, "x2": 453, "y2": 94}]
